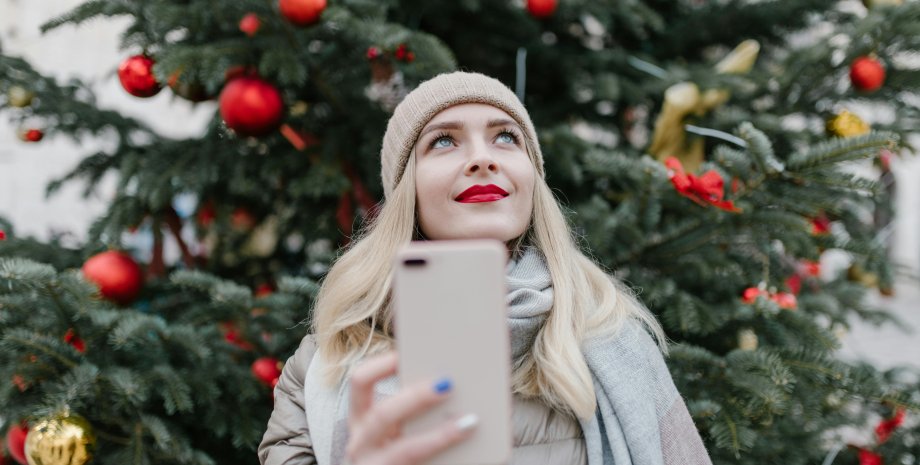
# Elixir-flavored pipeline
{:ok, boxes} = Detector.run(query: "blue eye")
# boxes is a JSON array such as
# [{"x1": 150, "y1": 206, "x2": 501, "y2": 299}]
[
  {"x1": 497, "y1": 129, "x2": 521, "y2": 145},
  {"x1": 429, "y1": 132, "x2": 454, "y2": 149}
]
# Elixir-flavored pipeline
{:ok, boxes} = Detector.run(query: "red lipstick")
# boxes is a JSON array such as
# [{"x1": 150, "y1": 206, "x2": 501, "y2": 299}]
[{"x1": 455, "y1": 184, "x2": 509, "y2": 203}]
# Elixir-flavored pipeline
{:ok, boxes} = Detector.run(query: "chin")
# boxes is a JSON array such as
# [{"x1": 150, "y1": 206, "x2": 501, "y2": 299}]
[{"x1": 425, "y1": 224, "x2": 524, "y2": 243}]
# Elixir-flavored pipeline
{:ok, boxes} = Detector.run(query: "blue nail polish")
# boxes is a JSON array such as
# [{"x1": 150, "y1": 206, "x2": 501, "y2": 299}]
[{"x1": 433, "y1": 378, "x2": 452, "y2": 394}]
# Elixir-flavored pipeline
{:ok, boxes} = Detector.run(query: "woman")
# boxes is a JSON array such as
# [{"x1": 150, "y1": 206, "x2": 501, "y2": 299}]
[{"x1": 259, "y1": 72, "x2": 712, "y2": 465}]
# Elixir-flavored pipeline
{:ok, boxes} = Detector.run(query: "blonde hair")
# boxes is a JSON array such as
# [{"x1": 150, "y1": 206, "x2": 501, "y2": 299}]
[{"x1": 311, "y1": 137, "x2": 668, "y2": 420}]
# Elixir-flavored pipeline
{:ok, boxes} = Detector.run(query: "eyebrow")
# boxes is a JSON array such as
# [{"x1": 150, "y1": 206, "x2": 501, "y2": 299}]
[
  {"x1": 418, "y1": 121, "x2": 463, "y2": 139},
  {"x1": 417, "y1": 118, "x2": 522, "y2": 140}
]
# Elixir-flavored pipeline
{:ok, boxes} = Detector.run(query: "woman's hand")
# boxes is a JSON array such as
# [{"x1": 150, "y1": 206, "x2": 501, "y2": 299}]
[{"x1": 344, "y1": 351, "x2": 478, "y2": 465}]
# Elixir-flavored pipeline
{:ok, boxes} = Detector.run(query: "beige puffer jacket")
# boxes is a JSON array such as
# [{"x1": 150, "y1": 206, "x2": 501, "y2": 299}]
[{"x1": 258, "y1": 335, "x2": 587, "y2": 465}]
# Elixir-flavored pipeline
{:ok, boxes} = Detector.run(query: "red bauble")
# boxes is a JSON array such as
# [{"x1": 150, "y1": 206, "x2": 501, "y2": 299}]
[
  {"x1": 0, "y1": 230, "x2": 6, "y2": 240},
  {"x1": 393, "y1": 44, "x2": 416, "y2": 63},
  {"x1": 221, "y1": 322, "x2": 254, "y2": 351},
  {"x1": 5, "y1": 423, "x2": 28, "y2": 465},
  {"x1": 850, "y1": 56, "x2": 885, "y2": 92},
  {"x1": 771, "y1": 292, "x2": 798, "y2": 310},
  {"x1": 811, "y1": 215, "x2": 830, "y2": 235},
  {"x1": 252, "y1": 357, "x2": 283, "y2": 386},
  {"x1": 279, "y1": 0, "x2": 327, "y2": 25},
  {"x1": 239, "y1": 13, "x2": 262, "y2": 37},
  {"x1": 786, "y1": 274, "x2": 802, "y2": 295},
  {"x1": 366, "y1": 46, "x2": 382, "y2": 60},
  {"x1": 394, "y1": 44, "x2": 409, "y2": 61},
  {"x1": 802, "y1": 260, "x2": 821, "y2": 277},
  {"x1": 19, "y1": 129, "x2": 44, "y2": 142},
  {"x1": 196, "y1": 201, "x2": 216, "y2": 227},
  {"x1": 81, "y1": 250, "x2": 144, "y2": 305},
  {"x1": 879, "y1": 149, "x2": 893, "y2": 171},
  {"x1": 527, "y1": 0, "x2": 557, "y2": 18},
  {"x1": 11, "y1": 374, "x2": 28, "y2": 392},
  {"x1": 254, "y1": 283, "x2": 274, "y2": 297},
  {"x1": 231, "y1": 207, "x2": 257, "y2": 231},
  {"x1": 219, "y1": 76, "x2": 285, "y2": 137},
  {"x1": 118, "y1": 55, "x2": 162, "y2": 98},
  {"x1": 741, "y1": 287, "x2": 765, "y2": 303},
  {"x1": 64, "y1": 328, "x2": 86, "y2": 353}
]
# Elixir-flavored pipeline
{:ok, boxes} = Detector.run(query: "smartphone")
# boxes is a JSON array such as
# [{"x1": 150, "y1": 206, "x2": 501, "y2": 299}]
[{"x1": 393, "y1": 239, "x2": 512, "y2": 465}]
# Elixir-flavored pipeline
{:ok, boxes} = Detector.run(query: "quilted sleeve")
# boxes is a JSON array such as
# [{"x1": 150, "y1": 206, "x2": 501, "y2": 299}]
[{"x1": 258, "y1": 335, "x2": 318, "y2": 465}]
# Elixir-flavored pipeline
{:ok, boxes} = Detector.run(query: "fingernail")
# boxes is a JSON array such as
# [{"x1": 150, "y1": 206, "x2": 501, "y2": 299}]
[
  {"x1": 433, "y1": 378, "x2": 452, "y2": 394},
  {"x1": 455, "y1": 413, "x2": 478, "y2": 432}
]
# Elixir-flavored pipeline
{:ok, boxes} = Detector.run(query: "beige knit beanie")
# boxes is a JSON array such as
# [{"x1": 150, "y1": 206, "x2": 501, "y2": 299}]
[{"x1": 379, "y1": 71, "x2": 545, "y2": 199}]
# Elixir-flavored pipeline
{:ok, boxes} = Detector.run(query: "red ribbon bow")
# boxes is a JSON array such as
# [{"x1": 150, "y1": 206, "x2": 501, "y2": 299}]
[
  {"x1": 858, "y1": 448, "x2": 883, "y2": 465},
  {"x1": 876, "y1": 408, "x2": 906, "y2": 444},
  {"x1": 742, "y1": 287, "x2": 797, "y2": 310},
  {"x1": 665, "y1": 157, "x2": 740, "y2": 212}
]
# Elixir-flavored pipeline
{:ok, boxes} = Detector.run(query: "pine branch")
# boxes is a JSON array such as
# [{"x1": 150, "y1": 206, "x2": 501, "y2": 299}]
[
  {"x1": 786, "y1": 132, "x2": 898, "y2": 171},
  {"x1": 0, "y1": 258, "x2": 57, "y2": 288},
  {"x1": 149, "y1": 365, "x2": 194, "y2": 415},
  {"x1": 109, "y1": 313, "x2": 168, "y2": 349},
  {"x1": 104, "y1": 366, "x2": 149, "y2": 410},
  {"x1": 170, "y1": 270, "x2": 226, "y2": 293},
  {"x1": 39, "y1": 0, "x2": 131, "y2": 32},
  {"x1": 737, "y1": 123, "x2": 784, "y2": 175},
  {"x1": 1, "y1": 329, "x2": 80, "y2": 369},
  {"x1": 277, "y1": 276, "x2": 321, "y2": 297}
]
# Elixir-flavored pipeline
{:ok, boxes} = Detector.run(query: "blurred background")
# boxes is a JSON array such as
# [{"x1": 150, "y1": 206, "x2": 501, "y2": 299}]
[{"x1": 2, "y1": 0, "x2": 916, "y2": 366}]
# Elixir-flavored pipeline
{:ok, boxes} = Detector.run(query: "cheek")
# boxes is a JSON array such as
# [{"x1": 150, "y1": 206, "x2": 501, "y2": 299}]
[
  {"x1": 414, "y1": 164, "x2": 450, "y2": 225},
  {"x1": 517, "y1": 185, "x2": 535, "y2": 221},
  {"x1": 513, "y1": 163, "x2": 537, "y2": 200},
  {"x1": 415, "y1": 165, "x2": 441, "y2": 204},
  {"x1": 515, "y1": 169, "x2": 537, "y2": 220}
]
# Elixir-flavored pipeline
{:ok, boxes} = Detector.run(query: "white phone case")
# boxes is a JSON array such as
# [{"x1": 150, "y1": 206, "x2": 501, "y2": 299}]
[{"x1": 393, "y1": 239, "x2": 512, "y2": 465}]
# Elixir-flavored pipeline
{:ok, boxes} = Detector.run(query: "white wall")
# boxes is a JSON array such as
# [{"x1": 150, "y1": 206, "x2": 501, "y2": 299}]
[{"x1": 0, "y1": 0, "x2": 214, "y2": 247}]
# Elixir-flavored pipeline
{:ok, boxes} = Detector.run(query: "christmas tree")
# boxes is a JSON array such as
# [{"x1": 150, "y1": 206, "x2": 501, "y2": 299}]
[{"x1": 2, "y1": 1, "x2": 919, "y2": 464}]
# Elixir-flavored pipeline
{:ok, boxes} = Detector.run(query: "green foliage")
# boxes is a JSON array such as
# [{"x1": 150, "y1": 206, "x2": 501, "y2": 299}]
[
  {"x1": 787, "y1": 133, "x2": 898, "y2": 171},
  {"x1": 0, "y1": 255, "x2": 316, "y2": 464}
]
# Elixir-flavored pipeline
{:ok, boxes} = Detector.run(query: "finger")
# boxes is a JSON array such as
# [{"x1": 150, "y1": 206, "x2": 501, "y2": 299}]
[
  {"x1": 382, "y1": 414, "x2": 479, "y2": 465},
  {"x1": 348, "y1": 351, "x2": 399, "y2": 423},
  {"x1": 359, "y1": 376, "x2": 453, "y2": 447}
]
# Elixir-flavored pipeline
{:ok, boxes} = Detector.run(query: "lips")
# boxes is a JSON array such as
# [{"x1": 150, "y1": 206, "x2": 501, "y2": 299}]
[{"x1": 455, "y1": 184, "x2": 510, "y2": 203}]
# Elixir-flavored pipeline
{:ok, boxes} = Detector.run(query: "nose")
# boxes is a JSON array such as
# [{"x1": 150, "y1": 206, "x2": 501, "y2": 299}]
[{"x1": 464, "y1": 144, "x2": 500, "y2": 176}]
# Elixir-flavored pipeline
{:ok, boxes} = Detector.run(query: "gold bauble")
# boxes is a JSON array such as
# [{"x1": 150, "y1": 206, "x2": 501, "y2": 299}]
[
  {"x1": 25, "y1": 413, "x2": 95, "y2": 465},
  {"x1": 847, "y1": 263, "x2": 879, "y2": 288},
  {"x1": 8, "y1": 86, "x2": 35, "y2": 108},
  {"x1": 738, "y1": 329, "x2": 758, "y2": 351},
  {"x1": 827, "y1": 110, "x2": 870, "y2": 138},
  {"x1": 289, "y1": 100, "x2": 310, "y2": 116},
  {"x1": 831, "y1": 323, "x2": 848, "y2": 342},
  {"x1": 242, "y1": 214, "x2": 280, "y2": 258}
]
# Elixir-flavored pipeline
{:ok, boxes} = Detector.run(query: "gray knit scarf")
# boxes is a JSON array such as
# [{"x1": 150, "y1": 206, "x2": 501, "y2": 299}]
[{"x1": 304, "y1": 246, "x2": 712, "y2": 465}]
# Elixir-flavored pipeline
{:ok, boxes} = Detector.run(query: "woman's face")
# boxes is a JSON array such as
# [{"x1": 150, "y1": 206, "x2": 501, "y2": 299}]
[{"x1": 413, "y1": 103, "x2": 536, "y2": 242}]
